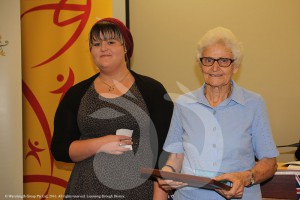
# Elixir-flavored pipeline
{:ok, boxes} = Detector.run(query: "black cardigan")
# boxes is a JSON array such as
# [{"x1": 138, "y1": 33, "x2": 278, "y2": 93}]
[{"x1": 51, "y1": 70, "x2": 173, "y2": 168}]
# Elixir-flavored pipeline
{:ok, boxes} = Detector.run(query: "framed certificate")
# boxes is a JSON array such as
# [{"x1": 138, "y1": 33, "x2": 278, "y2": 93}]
[{"x1": 140, "y1": 168, "x2": 231, "y2": 191}]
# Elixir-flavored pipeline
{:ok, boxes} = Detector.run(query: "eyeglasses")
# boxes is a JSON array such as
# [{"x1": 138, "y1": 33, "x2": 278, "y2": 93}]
[{"x1": 199, "y1": 57, "x2": 235, "y2": 67}]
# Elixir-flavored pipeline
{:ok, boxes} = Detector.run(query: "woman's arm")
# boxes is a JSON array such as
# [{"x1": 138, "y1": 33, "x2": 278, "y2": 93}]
[
  {"x1": 214, "y1": 157, "x2": 277, "y2": 199},
  {"x1": 157, "y1": 153, "x2": 187, "y2": 191},
  {"x1": 249, "y1": 157, "x2": 277, "y2": 184},
  {"x1": 162, "y1": 153, "x2": 184, "y2": 173},
  {"x1": 153, "y1": 181, "x2": 168, "y2": 200}
]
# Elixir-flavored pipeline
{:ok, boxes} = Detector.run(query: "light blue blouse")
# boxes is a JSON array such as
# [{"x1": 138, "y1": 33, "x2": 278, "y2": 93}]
[{"x1": 163, "y1": 81, "x2": 279, "y2": 200}]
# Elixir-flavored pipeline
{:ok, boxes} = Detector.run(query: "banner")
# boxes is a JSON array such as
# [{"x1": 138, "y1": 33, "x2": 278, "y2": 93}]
[{"x1": 21, "y1": 0, "x2": 118, "y2": 199}]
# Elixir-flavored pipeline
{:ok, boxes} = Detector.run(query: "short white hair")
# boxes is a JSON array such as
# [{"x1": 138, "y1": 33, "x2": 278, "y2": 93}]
[{"x1": 196, "y1": 27, "x2": 244, "y2": 67}]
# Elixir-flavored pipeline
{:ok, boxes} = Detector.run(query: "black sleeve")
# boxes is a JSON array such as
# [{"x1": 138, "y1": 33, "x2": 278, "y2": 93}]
[
  {"x1": 50, "y1": 74, "x2": 98, "y2": 163},
  {"x1": 50, "y1": 87, "x2": 82, "y2": 163}
]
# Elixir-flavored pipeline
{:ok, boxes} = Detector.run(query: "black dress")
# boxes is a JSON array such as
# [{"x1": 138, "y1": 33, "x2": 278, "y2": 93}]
[{"x1": 64, "y1": 84, "x2": 155, "y2": 200}]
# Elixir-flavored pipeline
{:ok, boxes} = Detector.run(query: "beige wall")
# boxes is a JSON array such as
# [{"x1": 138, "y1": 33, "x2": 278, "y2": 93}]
[
  {"x1": 130, "y1": 0, "x2": 300, "y2": 162},
  {"x1": 0, "y1": 0, "x2": 23, "y2": 197}
]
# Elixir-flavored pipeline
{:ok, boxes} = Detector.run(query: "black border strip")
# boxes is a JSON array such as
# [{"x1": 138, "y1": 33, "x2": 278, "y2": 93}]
[{"x1": 125, "y1": 0, "x2": 130, "y2": 28}]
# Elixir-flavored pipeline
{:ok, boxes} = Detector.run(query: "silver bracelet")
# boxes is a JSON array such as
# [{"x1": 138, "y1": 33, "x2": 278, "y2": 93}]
[{"x1": 163, "y1": 164, "x2": 176, "y2": 172}]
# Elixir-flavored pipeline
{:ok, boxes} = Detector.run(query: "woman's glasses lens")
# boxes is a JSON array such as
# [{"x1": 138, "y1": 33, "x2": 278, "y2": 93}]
[{"x1": 200, "y1": 57, "x2": 234, "y2": 67}]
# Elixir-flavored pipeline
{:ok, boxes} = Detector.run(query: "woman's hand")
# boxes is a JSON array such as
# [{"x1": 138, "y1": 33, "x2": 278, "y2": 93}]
[
  {"x1": 69, "y1": 134, "x2": 133, "y2": 162},
  {"x1": 97, "y1": 135, "x2": 132, "y2": 155},
  {"x1": 157, "y1": 178, "x2": 187, "y2": 191},
  {"x1": 213, "y1": 171, "x2": 250, "y2": 199},
  {"x1": 157, "y1": 165, "x2": 188, "y2": 191},
  {"x1": 214, "y1": 158, "x2": 277, "y2": 199}
]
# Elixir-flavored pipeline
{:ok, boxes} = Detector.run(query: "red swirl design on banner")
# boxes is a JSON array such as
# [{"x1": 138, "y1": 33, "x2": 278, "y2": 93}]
[
  {"x1": 26, "y1": 139, "x2": 45, "y2": 166},
  {"x1": 21, "y1": 0, "x2": 91, "y2": 68},
  {"x1": 22, "y1": 1, "x2": 93, "y2": 198},
  {"x1": 22, "y1": 81, "x2": 54, "y2": 172},
  {"x1": 23, "y1": 175, "x2": 68, "y2": 188},
  {"x1": 22, "y1": 68, "x2": 75, "y2": 197},
  {"x1": 50, "y1": 68, "x2": 75, "y2": 102}
]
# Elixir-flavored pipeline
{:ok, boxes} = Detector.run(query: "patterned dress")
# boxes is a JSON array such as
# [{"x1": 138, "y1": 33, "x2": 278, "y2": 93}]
[{"x1": 64, "y1": 83, "x2": 156, "y2": 200}]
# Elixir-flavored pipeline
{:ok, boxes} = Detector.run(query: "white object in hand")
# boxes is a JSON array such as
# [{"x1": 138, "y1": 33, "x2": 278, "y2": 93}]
[{"x1": 116, "y1": 129, "x2": 133, "y2": 150}]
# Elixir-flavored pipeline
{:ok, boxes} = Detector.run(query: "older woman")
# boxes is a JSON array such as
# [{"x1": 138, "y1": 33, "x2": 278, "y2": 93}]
[{"x1": 158, "y1": 27, "x2": 279, "y2": 200}]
